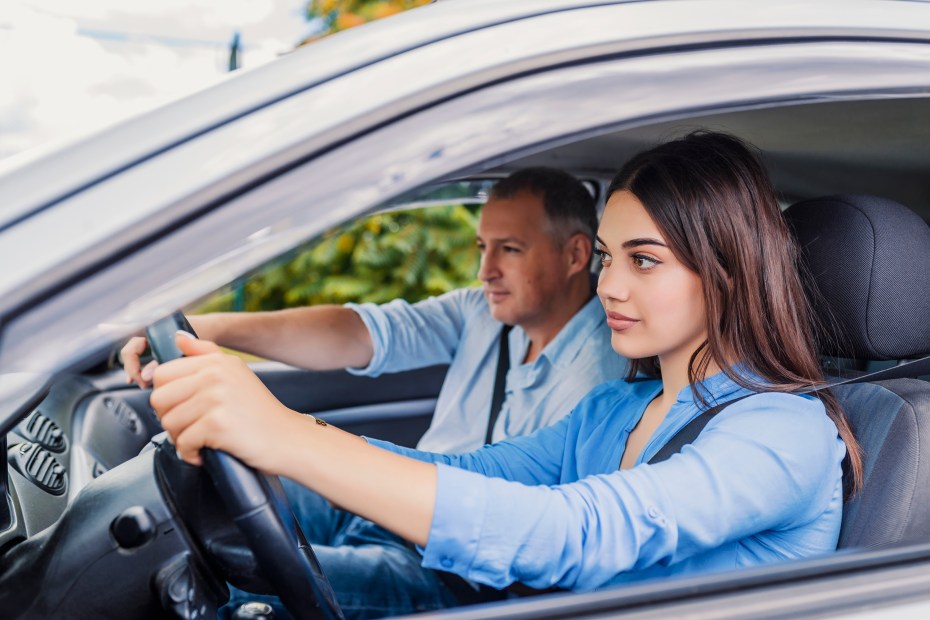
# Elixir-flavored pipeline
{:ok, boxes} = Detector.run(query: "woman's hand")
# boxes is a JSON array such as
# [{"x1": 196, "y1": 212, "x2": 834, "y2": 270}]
[
  {"x1": 149, "y1": 332, "x2": 305, "y2": 473},
  {"x1": 150, "y1": 332, "x2": 437, "y2": 545}
]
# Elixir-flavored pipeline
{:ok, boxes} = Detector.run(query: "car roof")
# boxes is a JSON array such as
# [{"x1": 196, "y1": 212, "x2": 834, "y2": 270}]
[
  {"x1": 2, "y1": 0, "x2": 928, "y2": 230},
  {"x1": 0, "y1": 0, "x2": 625, "y2": 230}
]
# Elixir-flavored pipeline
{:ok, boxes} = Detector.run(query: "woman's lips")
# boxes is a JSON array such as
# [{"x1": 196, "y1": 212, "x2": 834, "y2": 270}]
[{"x1": 606, "y1": 310, "x2": 639, "y2": 331}]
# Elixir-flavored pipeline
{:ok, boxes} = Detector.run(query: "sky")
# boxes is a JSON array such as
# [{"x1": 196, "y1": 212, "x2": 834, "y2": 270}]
[{"x1": 0, "y1": 0, "x2": 314, "y2": 161}]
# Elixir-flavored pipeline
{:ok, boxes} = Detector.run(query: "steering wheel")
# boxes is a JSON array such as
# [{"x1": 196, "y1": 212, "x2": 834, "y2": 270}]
[{"x1": 147, "y1": 312, "x2": 344, "y2": 620}]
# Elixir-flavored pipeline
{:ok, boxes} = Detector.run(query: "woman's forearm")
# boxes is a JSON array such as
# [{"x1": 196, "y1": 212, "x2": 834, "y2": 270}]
[{"x1": 276, "y1": 415, "x2": 437, "y2": 546}]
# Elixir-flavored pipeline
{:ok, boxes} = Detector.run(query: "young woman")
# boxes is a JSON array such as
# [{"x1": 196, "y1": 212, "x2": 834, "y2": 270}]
[{"x1": 150, "y1": 131, "x2": 862, "y2": 615}]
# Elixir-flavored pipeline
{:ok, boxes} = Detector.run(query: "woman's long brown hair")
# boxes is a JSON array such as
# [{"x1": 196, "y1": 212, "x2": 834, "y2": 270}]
[{"x1": 607, "y1": 130, "x2": 862, "y2": 497}]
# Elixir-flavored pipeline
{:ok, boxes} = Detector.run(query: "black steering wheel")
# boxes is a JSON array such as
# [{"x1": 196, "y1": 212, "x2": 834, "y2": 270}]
[{"x1": 147, "y1": 312, "x2": 344, "y2": 620}]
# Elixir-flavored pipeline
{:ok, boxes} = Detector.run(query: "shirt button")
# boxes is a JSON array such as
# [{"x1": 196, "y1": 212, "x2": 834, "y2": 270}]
[
  {"x1": 440, "y1": 557, "x2": 454, "y2": 569},
  {"x1": 646, "y1": 506, "x2": 660, "y2": 519}
]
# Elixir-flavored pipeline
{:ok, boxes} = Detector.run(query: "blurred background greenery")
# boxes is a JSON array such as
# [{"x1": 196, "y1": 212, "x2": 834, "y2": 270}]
[
  {"x1": 195, "y1": 0, "x2": 482, "y2": 315},
  {"x1": 197, "y1": 205, "x2": 481, "y2": 313}
]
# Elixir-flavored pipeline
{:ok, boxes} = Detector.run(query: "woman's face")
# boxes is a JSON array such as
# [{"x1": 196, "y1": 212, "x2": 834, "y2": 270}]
[{"x1": 596, "y1": 190, "x2": 708, "y2": 370}]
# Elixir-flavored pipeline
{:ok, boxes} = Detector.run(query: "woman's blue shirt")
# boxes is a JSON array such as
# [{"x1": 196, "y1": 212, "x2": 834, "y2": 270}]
[{"x1": 366, "y1": 371, "x2": 846, "y2": 591}]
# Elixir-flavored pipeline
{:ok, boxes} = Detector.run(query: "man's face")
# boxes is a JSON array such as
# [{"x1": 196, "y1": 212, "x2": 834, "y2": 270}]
[{"x1": 476, "y1": 191, "x2": 572, "y2": 329}]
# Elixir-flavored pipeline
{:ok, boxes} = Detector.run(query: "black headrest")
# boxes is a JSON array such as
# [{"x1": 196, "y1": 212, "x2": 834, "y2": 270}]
[{"x1": 784, "y1": 194, "x2": 930, "y2": 361}]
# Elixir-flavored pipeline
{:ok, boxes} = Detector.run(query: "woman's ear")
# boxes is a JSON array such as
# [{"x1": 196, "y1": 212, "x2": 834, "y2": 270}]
[{"x1": 565, "y1": 233, "x2": 593, "y2": 276}]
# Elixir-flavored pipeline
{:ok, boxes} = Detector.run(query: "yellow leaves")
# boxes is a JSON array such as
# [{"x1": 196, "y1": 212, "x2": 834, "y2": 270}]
[
  {"x1": 369, "y1": 3, "x2": 403, "y2": 19},
  {"x1": 310, "y1": 0, "x2": 432, "y2": 33},
  {"x1": 366, "y1": 216, "x2": 382, "y2": 235},
  {"x1": 335, "y1": 11, "x2": 367, "y2": 30},
  {"x1": 315, "y1": 0, "x2": 338, "y2": 14},
  {"x1": 336, "y1": 233, "x2": 355, "y2": 254}
]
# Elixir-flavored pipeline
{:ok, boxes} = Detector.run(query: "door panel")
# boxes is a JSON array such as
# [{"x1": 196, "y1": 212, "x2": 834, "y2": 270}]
[{"x1": 253, "y1": 362, "x2": 447, "y2": 447}]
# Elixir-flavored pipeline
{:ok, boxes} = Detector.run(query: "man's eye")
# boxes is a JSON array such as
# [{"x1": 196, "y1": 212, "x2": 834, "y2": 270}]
[{"x1": 503, "y1": 246, "x2": 521, "y2": 253}]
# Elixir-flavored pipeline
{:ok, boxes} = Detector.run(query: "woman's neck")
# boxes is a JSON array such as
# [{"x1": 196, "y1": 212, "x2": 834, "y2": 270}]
[{"x1": 657, "y1": 347, "x2": 722, "y2": 407}]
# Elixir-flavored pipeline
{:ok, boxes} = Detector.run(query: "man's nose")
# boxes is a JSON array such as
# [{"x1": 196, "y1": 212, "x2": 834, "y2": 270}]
[{"x1": 478, "y1": 251, "x2": 499, "y2": 282}]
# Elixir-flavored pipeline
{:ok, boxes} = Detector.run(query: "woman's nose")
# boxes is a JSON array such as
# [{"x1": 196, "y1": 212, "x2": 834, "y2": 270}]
[{"x1": 597, "y1": 266, "x2": 629, "y2": 302}]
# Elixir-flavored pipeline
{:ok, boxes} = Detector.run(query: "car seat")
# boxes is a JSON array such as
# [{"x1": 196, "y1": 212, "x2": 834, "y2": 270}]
[{"x1": 784, "y1": 194, "x2": 930, "y2": 549}]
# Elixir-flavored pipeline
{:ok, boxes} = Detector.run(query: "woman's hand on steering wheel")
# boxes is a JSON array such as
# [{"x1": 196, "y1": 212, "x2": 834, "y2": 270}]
[{"x1": 150, "y1": 332, "x2": 304, "y2": 474}]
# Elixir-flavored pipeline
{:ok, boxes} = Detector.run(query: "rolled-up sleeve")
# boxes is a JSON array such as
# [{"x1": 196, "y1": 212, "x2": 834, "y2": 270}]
[
  {"x1": 419, "y1": 393, "x2": 844, "y2": 591},
  {"x1": 345, "y1": 289, "x2": 476, "y2": 377}
]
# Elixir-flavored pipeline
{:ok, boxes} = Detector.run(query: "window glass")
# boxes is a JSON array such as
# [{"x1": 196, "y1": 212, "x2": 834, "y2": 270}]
[{"x1": 195, "y1": 202, "x2": 481, "y2": 313}]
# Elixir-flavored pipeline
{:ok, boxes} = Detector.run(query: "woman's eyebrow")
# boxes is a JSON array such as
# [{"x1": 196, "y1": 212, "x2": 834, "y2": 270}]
[{"x1": 621, "y1": 237, "x2": 667, "y2": 250}]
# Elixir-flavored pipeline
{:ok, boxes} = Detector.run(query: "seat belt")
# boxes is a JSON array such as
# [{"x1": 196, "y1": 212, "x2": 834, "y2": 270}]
[
  {"x1": 647, "y1": 396, "x2": 750, "y2": 465},
  {"x1": 648, "y1": 354, "x2": 930, "y2": 465},
  {"x1": 485, "y1": 324, "x2": 514, "y2": 445}
]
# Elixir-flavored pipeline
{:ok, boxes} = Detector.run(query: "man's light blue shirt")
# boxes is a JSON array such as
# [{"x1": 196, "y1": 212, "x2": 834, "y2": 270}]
[
  {"x1": 346, "y1": 287, "x2": 626, "y2": 453},
  {"x1": 367, "y1": 371, "x2": 847, "y2": 591}
]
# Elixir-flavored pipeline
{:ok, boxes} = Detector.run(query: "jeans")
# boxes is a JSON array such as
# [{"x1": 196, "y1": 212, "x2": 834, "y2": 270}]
[{"x1": 222, "y1": 478, "x2": 470, "y2": 620}]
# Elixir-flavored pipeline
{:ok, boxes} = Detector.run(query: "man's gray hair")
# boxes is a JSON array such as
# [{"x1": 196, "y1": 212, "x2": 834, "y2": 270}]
[{"x1": 490, "y1": 167, "x2": 597, "y2": 245}]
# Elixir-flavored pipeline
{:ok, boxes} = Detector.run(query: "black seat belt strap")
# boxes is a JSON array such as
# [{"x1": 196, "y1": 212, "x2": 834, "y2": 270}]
[
  {"x1": 646, "y1": 396, "x2": 750, "y2": 465},
  {"x1": 647, "y1": 354, "x2": 930, "y2": 465},
  {"x1": 485, "y1": 324, "x2": 514, "y2": 445}
]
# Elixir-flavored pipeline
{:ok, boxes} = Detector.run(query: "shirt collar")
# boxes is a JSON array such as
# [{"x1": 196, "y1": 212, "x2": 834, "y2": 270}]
[
  {"x1": 673, "y1": 364, "x2": 759, "y2": 407},
  {"x1": 513, "y1": 295, "x2": 605, "y2": 369}
]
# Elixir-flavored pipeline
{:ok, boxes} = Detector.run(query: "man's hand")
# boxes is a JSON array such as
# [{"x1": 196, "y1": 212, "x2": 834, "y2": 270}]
[
  {"x1": 149, "y1": 332, "x2": 305, "y2": 473},
  {"x1": 121, "y1": 336, "x2": 157, "y2": 387}
]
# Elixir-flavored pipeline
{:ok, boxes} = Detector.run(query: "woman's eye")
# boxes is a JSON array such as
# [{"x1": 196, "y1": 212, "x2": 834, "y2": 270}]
[
  {"x1": 594, "y1": 248, "x2": 611, "y2": 267},
  {"x1": 632, "y1": 254, "x2": 659, "y2": 270}
]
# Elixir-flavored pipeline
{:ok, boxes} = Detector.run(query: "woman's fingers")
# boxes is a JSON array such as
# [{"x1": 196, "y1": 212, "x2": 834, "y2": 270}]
[
  {"x1": 176, "y1": 331, "x2": 223, "y2": 356},
  {"x1": 149, "y1": 373, "x2": 203, "y2": 424},
  {"x1": 152, "y1": 351, "x2": 228, "y2": 385},
  {"x1": 159, "y1": 396, "x2": 222, "y2": 466}
]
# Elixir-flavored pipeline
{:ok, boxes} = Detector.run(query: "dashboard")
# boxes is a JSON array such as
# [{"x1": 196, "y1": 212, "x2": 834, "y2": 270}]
[
  {"x1": 1, "y1": 370, "x2": 162, "y2": 550},
  {"x1": 0, "y1": 361, "x2": 442, "y2": 557}
]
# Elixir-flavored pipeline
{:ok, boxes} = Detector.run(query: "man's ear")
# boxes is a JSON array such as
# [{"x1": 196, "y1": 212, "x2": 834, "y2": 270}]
[{"x1": 565, "y1": 233, "x2": 592, "y2": 276}]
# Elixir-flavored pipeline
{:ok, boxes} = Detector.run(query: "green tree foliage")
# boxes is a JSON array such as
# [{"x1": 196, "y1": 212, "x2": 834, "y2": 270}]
[
  {"x1": 197, "y1": 205, "x2": 480, "y2": 313},
  {"x1": 304, "y1": 0, "x2": 431, "y2": 39}
]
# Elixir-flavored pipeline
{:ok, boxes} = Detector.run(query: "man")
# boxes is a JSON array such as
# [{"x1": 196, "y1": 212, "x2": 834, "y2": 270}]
[
  {"x1": 124, "y1": 167, "x2": 626, "y2": 618},
  {"x1": 124, "y1": 167, "x2": 625, "y2": 453}
]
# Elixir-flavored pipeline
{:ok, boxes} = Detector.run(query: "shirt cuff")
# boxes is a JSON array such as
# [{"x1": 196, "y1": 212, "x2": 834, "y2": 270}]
[{"x1": 421, "y1": 464, "x2": 488, "y2": 578}]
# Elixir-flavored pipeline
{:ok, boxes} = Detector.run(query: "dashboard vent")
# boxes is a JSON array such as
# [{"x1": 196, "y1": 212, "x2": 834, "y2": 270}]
[
  {"x1": 12, "y1": 443, "x2": 67, "y2": 496},
  {"x1": 19, "y1": 411, "x2": 66, "y2": 453}
]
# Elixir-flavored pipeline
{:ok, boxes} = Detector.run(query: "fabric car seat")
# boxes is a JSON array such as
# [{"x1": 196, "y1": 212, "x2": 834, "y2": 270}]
[{"x1": 784, "y1": 194, "x2": 930, "y2": 549}]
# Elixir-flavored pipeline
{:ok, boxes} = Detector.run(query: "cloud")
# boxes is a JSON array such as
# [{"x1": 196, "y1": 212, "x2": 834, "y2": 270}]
[
  {"x1": 11, "y1": 0, "x2": 279, "y2": 34},
  {"x1": 0, "y1": 0, "x2": 307, "y2": 159}
]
